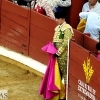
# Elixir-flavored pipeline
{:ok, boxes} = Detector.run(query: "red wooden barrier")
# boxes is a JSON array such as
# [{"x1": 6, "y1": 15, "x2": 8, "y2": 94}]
[
  {"x1": 69, "y1": 41, "x2": 89, "y2": 80},
  {"x1": 0, "y1": 0, "x2": 30, "y2": 55},
  {"x1": 69, "y1": 41, "x2": 89, "y2": 99},
  {"x1": 0, "y1": 0, "x2": 1, "y2": 29},
  {"x1": 89, "y1": 54, "x2": 100, "y2": 99},
  {"x1": 68, "y1": 75, "x2": 87, "y2": 100},
  {"x1": 29, "y1": 10, "x2": 57, "y2": 65},
  {"x1": 69, "y1": 40, "x2": 100, "y2": 100},
  {"x1": 0, "y1": 0, "x2": 100, "y2": 100},
  {"x1": 72, "y1": 29, "x2": 84, "y2": 46},
  {"x1": 83, "y1": 34, "x2": 98, "y2": 55}
]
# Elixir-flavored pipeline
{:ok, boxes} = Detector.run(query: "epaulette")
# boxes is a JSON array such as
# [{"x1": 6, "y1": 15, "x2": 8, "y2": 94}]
[
  {"x1": 61, "y1": 23, "x2": 72, "y2": 31},
  {"x1": 55, "y1": 25, "x2": 60, "y2": 31}
]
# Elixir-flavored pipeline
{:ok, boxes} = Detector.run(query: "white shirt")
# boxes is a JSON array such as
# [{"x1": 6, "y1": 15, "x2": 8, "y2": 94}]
[
  {"x1": 80, "y1": 12, "x2": 100, "y2": 41},
  {"x1": 48, "y1": 0, "x2": 71, "y2": 12},
  {"x1": 82, "y1": 1, "x2": 100, "y2": 14},
  {"x1": 57, "y1": 0, "x2": 71, "y2": 7}
]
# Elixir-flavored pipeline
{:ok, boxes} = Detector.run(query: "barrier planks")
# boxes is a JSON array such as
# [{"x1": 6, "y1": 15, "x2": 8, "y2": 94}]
[
  {"x1": 69, "y1": 40, "x2": 100, "y2": 100},
  {"x1": 0, "y1": 0, "x2": 1, "y2": 30},
  {"x1": 29, "y1": 10, "x2": 57, "y2": 65},
  {"x1": 0, "y1": 1, "x2": 100, "y2": 100},
  {"x1": 0, "y1": 0, "x2": 30, "y2": 55},
  {"x1": 72, "y1": 28, "x2": 84, "y2": 46},
  {"x1": 83, "y1": 34, "x2": 98, "y2": 55}
]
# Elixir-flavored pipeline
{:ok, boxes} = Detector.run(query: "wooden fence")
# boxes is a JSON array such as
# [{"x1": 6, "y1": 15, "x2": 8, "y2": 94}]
[
  {"x1": 0, "y1": 0, "x2": 30, "y2": 55},
  {"x1": 0, "y1": 0, "x2": 100, "y2": 100},
  {"x1": 69, "y1": 40, "x2": 100, "y2": 100}
]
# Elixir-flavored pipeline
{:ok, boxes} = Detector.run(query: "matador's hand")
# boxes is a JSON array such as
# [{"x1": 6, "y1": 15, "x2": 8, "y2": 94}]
[{"x1": 53, "y1": 53, "x2": 59, "y2": 58}]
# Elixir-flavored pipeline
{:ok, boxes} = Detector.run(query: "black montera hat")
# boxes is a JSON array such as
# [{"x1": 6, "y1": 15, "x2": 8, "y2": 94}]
[
  {"x1": 54, "y1": 11, "x2": 66, "y2": 19},
  {"x1": 96, "y1": 42, "x2": 100, "y2": 50}
]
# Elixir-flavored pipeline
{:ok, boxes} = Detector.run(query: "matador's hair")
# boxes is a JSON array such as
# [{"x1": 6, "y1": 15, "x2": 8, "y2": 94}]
[{"x1": 54, "y1": 11, "x2": 66, "y2": 19}]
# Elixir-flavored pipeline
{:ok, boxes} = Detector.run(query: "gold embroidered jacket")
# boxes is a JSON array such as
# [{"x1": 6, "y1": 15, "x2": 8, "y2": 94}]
[{"x1": 53, "y1": 22, "x2": 73, "y2": 56}]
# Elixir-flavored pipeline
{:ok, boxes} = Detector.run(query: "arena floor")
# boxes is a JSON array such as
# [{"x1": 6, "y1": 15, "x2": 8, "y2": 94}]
[
  {"x1": 0, "y1": 46, "x2": 71, "y2": 100},
  {"x1": 0, "y1": 47, "x2": 45, "y2": 100}
]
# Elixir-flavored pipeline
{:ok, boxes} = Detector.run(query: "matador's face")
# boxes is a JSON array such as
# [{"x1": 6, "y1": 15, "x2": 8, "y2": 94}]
[{"x1": 55, "y1": 18, "x2": 65, "y2": 25}]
